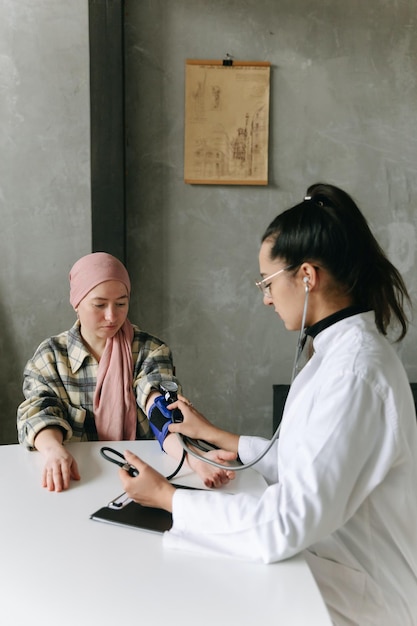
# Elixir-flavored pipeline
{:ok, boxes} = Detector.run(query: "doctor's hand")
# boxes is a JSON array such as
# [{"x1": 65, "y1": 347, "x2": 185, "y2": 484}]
[
  {"x1": 167, "y1": 394, "x2": 220, "y2": 441},
  {"x1": 119, "y1": 450, "x2": 176, "y2": 512},
  {"x1": 168, "y1": 394, "x2": 240, "y2": 455}
]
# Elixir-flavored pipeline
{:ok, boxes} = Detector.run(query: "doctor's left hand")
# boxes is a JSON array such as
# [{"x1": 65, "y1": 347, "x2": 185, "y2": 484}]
[{"x1": 118, "y1": 450, "x2": 176, "y2": 513}]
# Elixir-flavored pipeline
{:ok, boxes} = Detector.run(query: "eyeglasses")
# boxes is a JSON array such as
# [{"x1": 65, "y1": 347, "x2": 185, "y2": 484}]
[{"x1": 255, "y1": 265, "x2": 292, "y2": 298}]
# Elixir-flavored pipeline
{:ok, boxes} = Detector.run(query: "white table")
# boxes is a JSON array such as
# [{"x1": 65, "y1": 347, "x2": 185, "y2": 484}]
[{"x1": 0, "y1": 441, "x2": 331, "y2": 625}]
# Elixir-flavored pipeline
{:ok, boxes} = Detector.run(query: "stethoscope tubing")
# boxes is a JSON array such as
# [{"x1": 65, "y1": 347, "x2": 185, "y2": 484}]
[{"x1": 178, "y1": 286, "x2": 310, "y2": 472}]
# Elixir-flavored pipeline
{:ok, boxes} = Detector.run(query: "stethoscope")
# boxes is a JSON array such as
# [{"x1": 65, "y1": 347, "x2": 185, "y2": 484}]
[
  {"x1": 100, "y1": 445, "x2": 188, "y2": 481},
  {"x1": 100, "y1": 447, "x2": 139, "y2": 476},
  {"x1": 176, "y1": 279, "x2": 310, "y2": 472},
  {"x1": 101, "y1": 280, "x2": 310, "y2": 478}
]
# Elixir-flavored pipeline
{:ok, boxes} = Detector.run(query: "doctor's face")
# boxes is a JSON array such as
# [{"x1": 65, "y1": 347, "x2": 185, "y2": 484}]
[{"x1": 258, "y1": 241, "x2": 305, "y2": 331}]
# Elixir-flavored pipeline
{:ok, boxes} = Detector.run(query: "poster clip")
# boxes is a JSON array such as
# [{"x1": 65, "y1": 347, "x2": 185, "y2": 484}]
[{"x1": 223, "y1": 53, "x2": 234, "y2": 66}]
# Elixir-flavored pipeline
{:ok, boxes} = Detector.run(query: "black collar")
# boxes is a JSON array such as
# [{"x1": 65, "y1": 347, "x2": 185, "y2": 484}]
[{"x1": 306, "y1": 305, "x2": 370, "y2": 339}]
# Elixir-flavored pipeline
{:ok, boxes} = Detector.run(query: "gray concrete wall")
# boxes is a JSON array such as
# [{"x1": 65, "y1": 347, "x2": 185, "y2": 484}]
[
  {"x1": 0, "y1": 0, "x2": 91, "y2": 443},
  {"x1": 1, "y1": 0, "x2": 416, "y2": 445},
  {"x1": 124, "y1": 0, "x2": 417, "y2": 437}
]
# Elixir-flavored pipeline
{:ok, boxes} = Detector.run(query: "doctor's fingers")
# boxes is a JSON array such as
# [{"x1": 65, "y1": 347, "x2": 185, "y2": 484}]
[
  {"x1": 119, "y1": 455, "x2": 169, "y2": 506},
  {"x1": 169, "y1": 395, "x2": 202, "y2": 421},
  {"x1": 175, "y1": 395, "x2": 212, "y2": 424}
]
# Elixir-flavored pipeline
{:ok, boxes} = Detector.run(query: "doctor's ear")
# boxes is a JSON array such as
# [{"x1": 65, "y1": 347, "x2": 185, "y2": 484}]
[{"x1": 299, "y1": 262, "x2": 318, "y2": 289}]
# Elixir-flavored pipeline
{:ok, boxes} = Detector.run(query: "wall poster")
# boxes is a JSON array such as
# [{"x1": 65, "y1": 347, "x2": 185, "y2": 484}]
[{"x1": 184, "y1": 59, "x2": 271, "y2": 185}]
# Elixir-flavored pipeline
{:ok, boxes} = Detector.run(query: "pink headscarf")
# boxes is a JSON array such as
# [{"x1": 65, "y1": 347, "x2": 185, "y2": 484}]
[{"x1": 69, "y1": 252, "x2": 137, "y2": 441}]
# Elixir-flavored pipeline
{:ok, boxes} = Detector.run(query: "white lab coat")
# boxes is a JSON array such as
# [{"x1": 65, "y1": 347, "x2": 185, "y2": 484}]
[{"x1": 164, "y1": 313, "x2": 417, "y2": 625}]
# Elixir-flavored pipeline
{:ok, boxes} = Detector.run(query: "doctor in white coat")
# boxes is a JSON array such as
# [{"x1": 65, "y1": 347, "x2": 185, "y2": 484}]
[{"x1": 120, "y1": 183, "x2": 417, "y2": 626}]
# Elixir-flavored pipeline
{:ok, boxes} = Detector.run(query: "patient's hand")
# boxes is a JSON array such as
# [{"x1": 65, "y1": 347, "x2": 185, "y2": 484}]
[{"x1": 187, "y1": 448, "x2": 236, "y2": 489}]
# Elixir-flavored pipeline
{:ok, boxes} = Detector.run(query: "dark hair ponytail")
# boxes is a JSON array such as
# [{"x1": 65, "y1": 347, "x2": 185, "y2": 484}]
[{"x1": 262, "y1": 183, "x2": 411, "y2": 340}]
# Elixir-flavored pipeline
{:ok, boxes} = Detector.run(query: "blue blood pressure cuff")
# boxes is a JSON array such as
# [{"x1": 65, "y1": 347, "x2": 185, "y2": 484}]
[{"x1": 147, "y1": 395, "x2": 175, "y2": 449}]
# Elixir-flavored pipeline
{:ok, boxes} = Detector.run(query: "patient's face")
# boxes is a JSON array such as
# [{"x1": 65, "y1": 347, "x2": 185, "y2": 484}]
[{"x1": 77, "y1": 280, "x2": 129, "y2": 350}]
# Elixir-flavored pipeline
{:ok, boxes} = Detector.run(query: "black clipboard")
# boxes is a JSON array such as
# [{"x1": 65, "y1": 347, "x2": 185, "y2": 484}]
[{"x1": 90, "y1": 485, "x2": 198, "y2": 534}]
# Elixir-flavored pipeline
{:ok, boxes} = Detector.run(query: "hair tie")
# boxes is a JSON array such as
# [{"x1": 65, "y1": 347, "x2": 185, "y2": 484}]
[{"x1": 304, "y1": 195, "x2": 324, "y2": 207}]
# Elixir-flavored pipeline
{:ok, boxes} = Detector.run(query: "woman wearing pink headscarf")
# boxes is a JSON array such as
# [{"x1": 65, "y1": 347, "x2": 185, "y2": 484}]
[{"x1": 17, "y1": 253, "x2": 233, "y2": 492}]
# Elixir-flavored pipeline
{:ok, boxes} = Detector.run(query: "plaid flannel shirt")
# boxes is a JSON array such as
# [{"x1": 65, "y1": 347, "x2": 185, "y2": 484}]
[{"x1": 17, "y1": 321, "x2": 179, "y2": 449}]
